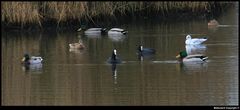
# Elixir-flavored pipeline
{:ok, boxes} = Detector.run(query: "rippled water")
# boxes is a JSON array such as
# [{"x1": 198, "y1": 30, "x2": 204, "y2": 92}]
[{"x1": 2, "y1": 6, "x2": 238, "y2": 106}]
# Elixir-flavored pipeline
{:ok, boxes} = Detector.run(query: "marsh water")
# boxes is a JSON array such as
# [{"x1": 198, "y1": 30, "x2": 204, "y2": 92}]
[{"x1": 2, "y1": 6, "x2": 238, "y2": 105}]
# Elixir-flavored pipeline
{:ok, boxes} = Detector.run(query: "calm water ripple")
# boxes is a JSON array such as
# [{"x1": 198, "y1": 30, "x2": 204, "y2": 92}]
[{"x1": 2, "y1": 5, "x2": 238, "y2": 106}]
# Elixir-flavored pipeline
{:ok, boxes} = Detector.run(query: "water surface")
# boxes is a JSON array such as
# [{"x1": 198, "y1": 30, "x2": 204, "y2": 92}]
[{"x1": 1, "y1": 6, "x2": 238, "y2": 106}]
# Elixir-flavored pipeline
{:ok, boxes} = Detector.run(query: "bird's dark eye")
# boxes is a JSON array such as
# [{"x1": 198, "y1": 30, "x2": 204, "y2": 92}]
[{"x1": 34, "y1": 58, "x2": 37, "y2": 60}]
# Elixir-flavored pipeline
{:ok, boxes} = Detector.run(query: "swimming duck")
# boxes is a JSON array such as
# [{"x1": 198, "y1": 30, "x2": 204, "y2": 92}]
[
  {"x1": 107, "y1": 49, "x2": 122, "y2": 64},
  {"x1": 208, "y1": 19, "x2": 219, "y2": 26},
  {"x1": 185, "y1": 35, "x2": 207, "y2": 45},
  {"x1": 78, "y1": 28, "x2": 107, "y2": 35},
  {"x1": 22, "y1": 54, "x2": 43, "y2": 64},
  {"x1": 176, "y1": 50, "x2": 208, "y2": 63},
  {"x1": 108, "y1": 28, "x2": 128, "y2": 35},
  {"x1": 69, "y1": 40, "x2": 85, "y2": 49}
]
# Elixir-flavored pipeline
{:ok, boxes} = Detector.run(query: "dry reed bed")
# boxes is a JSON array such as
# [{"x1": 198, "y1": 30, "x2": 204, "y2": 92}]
[{"x1": 1, "y1": 1, "x2": 233, "y2": 27}]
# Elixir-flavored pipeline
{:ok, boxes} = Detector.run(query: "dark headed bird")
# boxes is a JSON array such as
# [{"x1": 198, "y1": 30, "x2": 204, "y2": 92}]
[{"x1": 107, "y1": 49, "x2": 122, "y2": 64}]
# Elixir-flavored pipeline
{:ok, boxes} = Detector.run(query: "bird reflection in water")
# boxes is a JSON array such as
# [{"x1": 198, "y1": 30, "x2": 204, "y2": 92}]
[
  {"x1": 22, "y1": 63, "x2": 43, "y2": 74},
  {"x1": 108, "y1": 34, "x2": 126, "y2": 42},
  {"x1": 111, "y1": 64, "x2": 118, "y2": 84},
  {"x1": 69, "y1": 48, "x2": 85, "y2": 54},
  {"x1": 137, "y1": 54, "x2": 155, "y2": 61},
  {"x1": 176, "y1": 61, "x2": 208, "y2": 75}
]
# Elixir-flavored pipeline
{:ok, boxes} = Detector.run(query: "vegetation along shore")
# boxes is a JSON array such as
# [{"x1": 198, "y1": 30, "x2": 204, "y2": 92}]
[{"x1": 1, "y1": 1, "x2": 235, "y2": 30}]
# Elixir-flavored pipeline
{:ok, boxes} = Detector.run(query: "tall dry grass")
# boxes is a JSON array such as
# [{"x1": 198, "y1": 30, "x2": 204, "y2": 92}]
[
  {"x1": 1, "y1": 1, "x2": 234, "y2": 27},
  {"x1": 2, "y1": 2, "x2": 42, "y2": 26}
]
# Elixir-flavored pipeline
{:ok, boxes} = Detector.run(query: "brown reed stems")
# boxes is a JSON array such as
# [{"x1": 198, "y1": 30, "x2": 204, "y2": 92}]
[{"x1": 1, "y1": 1, "x2": 234, "y2": 28}]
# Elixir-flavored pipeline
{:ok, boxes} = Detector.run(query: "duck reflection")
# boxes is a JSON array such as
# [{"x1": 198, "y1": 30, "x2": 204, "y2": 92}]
[
  {"x1": 176, "y1": 61, "x2": 208, "y2": 75},
  {"x1": 185, "y1": 44, "x2": 206, "y2": 55},
  {"x1": 69, "y1": 48, "x2": 85, "y2": 54},
  {"x1": 108, "y1": 34, "x2": 126, "y2": 42},
  {"x1": 22, "y1": 63, "x2": 43, "y2": 74}
]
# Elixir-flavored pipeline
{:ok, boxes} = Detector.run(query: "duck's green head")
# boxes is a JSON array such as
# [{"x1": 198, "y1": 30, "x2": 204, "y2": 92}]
[
  {"x1": 22, "y1": 54, "x2": 30, "y2": 62},
  {"x1": 77, "y1": 25, "x2": 87, "y2": 32},
  {"x1": 176, "y1": 50, "x2": 188, "y2": 59}
]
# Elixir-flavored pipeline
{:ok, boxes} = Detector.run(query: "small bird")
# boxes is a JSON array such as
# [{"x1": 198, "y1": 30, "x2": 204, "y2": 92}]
[
  {"x1": 69, "y1": 40, "x2": 85, "y2": 49},
  {"x1": 185, "y1": 35, "x2": 207, "y2": 45},
  {"x1": 176, "y1": 50, "x2": 208, "y2": 63},
  {"x1": 107, "y1": 49, "x2": 122, "y2": 64},
  {"x1": 22, "y1": 54, "x2": 43, "y2": 64}
]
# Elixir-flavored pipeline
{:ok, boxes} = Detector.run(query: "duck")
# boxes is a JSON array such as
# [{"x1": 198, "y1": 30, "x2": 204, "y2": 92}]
[
  {"x1": 77, "y1": 27, "x2": 107, "y2": 35},
  {"x1": 22, "y1": 54, "x2": 43, "y2": 64},
  {"x1": 185, "y1": 35, "x2": 207, "y2": 45},
  {"x1": 176, "y1": 50, "x2": 208, "y2": 63},
  {"x1": 208, "y1": 19, "x2": 219, "y2": 26},
  {"x1": 107, "y1": 49, "x2": 122, "y2": 64},
  {"x1": 108, "y1": 28, "x2": 128, "y2": 35},
  {"x1": 69, "y1": 40, "x2": 85, "y2": 49}
]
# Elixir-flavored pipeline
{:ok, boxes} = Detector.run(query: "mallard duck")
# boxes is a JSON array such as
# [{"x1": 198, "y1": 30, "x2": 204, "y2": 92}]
[
  {"x1": 77, "y1": 28, "x2": 107, "y2": 35},
  {"x1": 185, "y1": 35, "x2": 207, "y2": 45},
  {"x1": 69, "y1": 40, "x2": 85, "y2": 49},
  {"x1": 22, "y1": 54, "x2": 43, "y2": 64},
  {"x1": 107, "y1": 49, "x2": 122, "y2": 64},
  {"x1": 176, "y1": 50, "x2": 208, "y2": 62},
  {"x1": 208, "y1": 19, "x2": 219, "y2": 26},
  {"x1": 108, "y1": 28, "x2": 128, "y2": 35}
]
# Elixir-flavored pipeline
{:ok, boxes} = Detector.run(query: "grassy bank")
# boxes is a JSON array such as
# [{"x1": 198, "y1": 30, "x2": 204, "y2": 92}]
[{"x1": 1, "y1": 1, "x2": 235, "y2": 29}]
